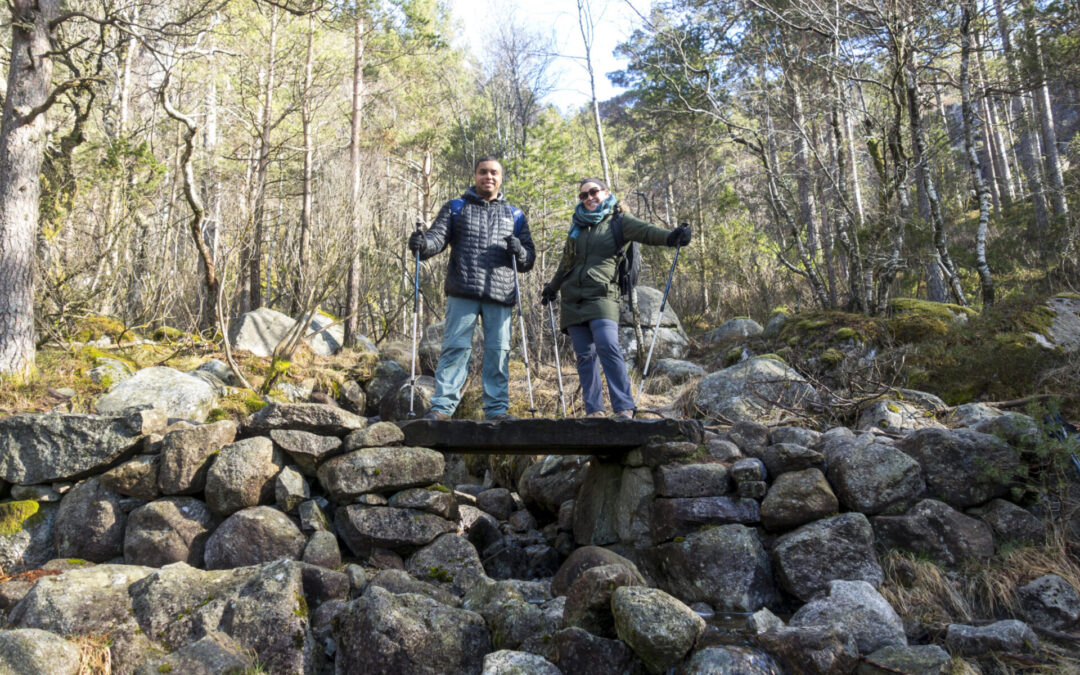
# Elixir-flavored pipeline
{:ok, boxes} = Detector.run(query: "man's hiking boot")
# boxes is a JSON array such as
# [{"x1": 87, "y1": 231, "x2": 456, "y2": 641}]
[
  {"x1": 585, "y1": 411, "x2": 606, "y2": 419},
  {"x1": 423, "y1": 410, "x2": 451, "y2": 421},
  {"x1": 614, "y1": 409, "x2": 635, "y2": 419},
  {"x1": 487, "y1": 413, "x2": 517, "y2": 421}
]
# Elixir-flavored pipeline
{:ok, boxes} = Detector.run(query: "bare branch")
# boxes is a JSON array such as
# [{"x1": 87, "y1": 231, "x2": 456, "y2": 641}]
[{"x1": 18, "y1": 76, "x2": 104, "y2": 124}]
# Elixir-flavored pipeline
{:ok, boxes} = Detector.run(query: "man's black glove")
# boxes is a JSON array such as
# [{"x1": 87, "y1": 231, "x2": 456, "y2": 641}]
[
  {"x1": 666, "y1": 222, "x2": 692, "y2": 247},
  {"x1": 505, "y1": 235, "x2": 524, "y2": 261},
  {"x1": 541, "y1": 283, "x2": 558, "y2": 305},
  {"x1": 408, "y1": 230, "x2": 425, "y2": 253}
]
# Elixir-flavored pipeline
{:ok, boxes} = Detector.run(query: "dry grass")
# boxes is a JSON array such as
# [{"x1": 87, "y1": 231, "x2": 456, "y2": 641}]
[
  {"x1": 0, "y1": 567, "x2": 63, "y2": 585},
  {"x1": 880, "y1": 551, "x2": 974, "y2": 628},
  {"x1": 74, "y1": 634, "x2": 112, "y2": 675},
  {"x1": 961, "y1": 530, "x2": 1080, "y2": 618}
]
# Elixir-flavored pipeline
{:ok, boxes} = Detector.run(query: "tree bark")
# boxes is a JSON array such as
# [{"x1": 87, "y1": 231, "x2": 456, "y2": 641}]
[
  {"x1": 247, "y1": 6, "x2": 279, "y2": 313},
  {"x1": 295, "y1": 11, "x2": 315, "y2": 315},
  {"x1": 961, "y1": 2, "x2": 994, "y2": 307},
  {"x1": 578, "y1": 0, "x2": 611, "y2": 185},
  {"x1": 994, "y1": 0, "x2": 1050, "y2": 231},
  {"x1": 344, "y1": 5, "x2": 364, "y2": 346},
  {"x1": 1021, "y1": 0, "x2": 1069, "y2": 219},
  {"x1": 0, "y1": 0, "x2": 60, "y2": 378}
]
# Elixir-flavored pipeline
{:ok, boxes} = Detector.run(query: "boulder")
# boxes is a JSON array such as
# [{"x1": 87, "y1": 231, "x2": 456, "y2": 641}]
[
  {"x1": 872, "y1": 499, "x2": 994, "y2": 566},
  {"x1": 563, "y1": 563, "x2": 644, "y2": 637},
  {"x1": 762, "y1": 311, "x2": 789, "y2": 338},
  {"x1": 704, "y1": 318, "x2": 763, "y2": 345},
  {"x1": 551, "y1": 546, "x2": 644, "y2": 597},
  {"x1": 364, "y1": 360, "x2": 409, "y2": 415},
  {"x1": 100, "y1": 454, "x2": 160, "y2": 501},
  {"x1": 654, "y1": 463, "x2": 730, "y2": 498},
  {"x1": 244, "y1": 402, "x2": 367, "y2": 436},
  {"x1": 405, "y1": 534, "x2": 487, "y2": 598},
  {"x1": 618, "y1": 326, "x2": 690, "y2": 361},
  {"x1": 0, "y1": 501, "x2": 59, "y2": 574},
  {"x1": 484, "y1": 598, "x2": 554, "y2": 651},
  {"x1": 695, "y1": 357, "x2": 816, "y2": 425},
  {"x1": 1039, "y1": 294, "x2": 1080, "y2": 352},
  {"x1": 972, "y1": 411, "x2": 1042, "y2": 451},
  {"x1": 483, "y1": 650, "x2": 561, "y2": 675},
  {"x1": 612, "y1": 586, "x2": 705, "y2": 674},
  {"x1": 827, "y1": 441, "x2": 925, "y2": 515},
  {"x1": 53, "y1": 477, "x2": 126, "y2": 562},
  {"x1": 651, "y1": 496, "x2": 760, "y2": 542},
  {"x1": 856, "y1": 399, "x2": 945, "y2": 433},
  {"x1": 132, "y1": 631, "x2": 253, "y2": 675},
  {"x1": 203, "y1": 506, "x2": 306, "y2": 569},
  {"x1": 760, "y1": 468, "x2": 838, "y2": 531},
  {"x1": 87, "y1": 356, "x2": 134, "y2": 387},
  {"x1": 269, "y1": 429, "x2": 343, "y2": 476},
  {"x1": 789, "y1": 580, "x2": 906, "y2": 654},
  {"x1": 333, "y1": 585, "x2": 490, "y2": 674},
  {"x1": 969, "y1": 498, "x2": 1046, "y2": 545},
  {"x1": 7, "y1": 563, "x2": 155, "y2": 670},
  {"x1": 755, "y1": 625, "x2": 859, "y2": 675},
  {"x1": 190, "y1": 358, "x2": 239, "y2": 387},
  {"x1": 317, "y1": 447, "x2": 445, "y2": 502},
  {"x1": 95, "y1": 366, "x2": 218, "y2": 422},
  {"x1": 346, "y1": 421, "x2": 406, "y2": 449},
  {"x1": 729, "y1": 420, "x2": 769, "y2": 456},
  {"x1": 335, "y1": 505, "x2": 456, "y2": 556},
  {"x1": 548, "y1": 627, "x2": 643, "y2": 675},
  {"x1": 770, "y1": 426, "x2": 821, "y2": 447},
  {"x1": 275, "y1": 465, "x2": 310, "y2": 513},
  {"x1": 370, "y1": 569, "x2": 461, "y2": 607},
  {"x1": 130, "y1": 559, "x2": 316, "y2": 673},
  {"x1": 946, "y1": 402, "x2": 1003, "y2": 428},
  {"x1": 896, "y1": 428, "x2": 1019, "y2": 509},
  {"x1": 653, "y1": 524, "x2": 778, "y2": 612},
  {"x1": 303, "y1": 530, "x2": 342, "y2": 569},
  {"x1": 0, "y1": 409, "x2": 165, "y2": 484},
  {"x1": 476, "y1": 488, "x2": 515, "y2": 521},
  {"x1": 227, "y1": 307, "x2": 297, "y2": 357},
  {"x1": 620, "y1": 286, "x2": 684, "y2": 329},
  {"x1": 0, "y1": 628, "x2": 82, "y2": 674},
  {"x1": 772, "y1": 513, "x2": 883, "y2": 602},
  {"x1": 760, "y1": 443, "x2": 824, "y2": 478},
  {"x1": 1017, "y1": 574, "x2": 1080, "y2": 631},
  {"x1": 858, "y1": 645, "x2": 952, "y2": 675},
  {"x1": 304, "y1": 312, "x2": 345, "y2": 356},
  {"x1": 650, "y1": 359, "x2": 706, "y2": 385},
  {"x1": 204, "y1": 436, "x2": 284, "y2": 516},
  {"x1": 390, "y1": 487, "x2": 458, "y2": 520},
  {"x1": 157, "y1": 420, "x2": 238, "y2": 495},
  {"x1": 123, "y1": 496, "x2": 216, "y2": 567},
  {"x1": 615, "y1": 466, "x2": 656, "y2": 547},
  {"x1": 379, "y1": 375, "x2": 437, "y2": 422},
  {"x1": 572, "y1": 461, "x2": 622, "y2": 546},
  {"x1": 678, "y1": 646, "x2": 780, "y2": 675},
  {"x1": 944, "y1": 620, "x2": 1039, "y2": 655}
]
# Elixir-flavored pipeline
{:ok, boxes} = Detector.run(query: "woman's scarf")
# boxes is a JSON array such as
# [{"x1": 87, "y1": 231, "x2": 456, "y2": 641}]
[{"x1": 569, "y1": 193, "x2": 618, "y2": 238}]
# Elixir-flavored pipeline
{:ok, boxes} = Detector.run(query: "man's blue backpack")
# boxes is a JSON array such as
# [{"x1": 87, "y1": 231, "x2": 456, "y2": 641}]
[{"x1": 448, "y1": 198, "x2": 525, "y2": 237}]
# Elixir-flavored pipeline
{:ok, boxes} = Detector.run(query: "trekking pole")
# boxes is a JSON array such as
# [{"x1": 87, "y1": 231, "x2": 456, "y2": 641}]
[
  {"x1": 547, "y1": 301, "x2": 567, "y2": 417},
  {"x1": 635, "y1": 233, "x2": 684, "y2": 407},
  {"x1": 511, "y1": 255, "x2": 537, "y2": 417},
  {"x1": 408, "y1": 222, "x2": 422, "y2": 419}
]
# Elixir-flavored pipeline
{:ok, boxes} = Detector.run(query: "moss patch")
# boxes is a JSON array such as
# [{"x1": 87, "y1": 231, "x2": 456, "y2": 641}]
[{"x1": 0, "y1": 500, "x2": 42, "y2": 536}]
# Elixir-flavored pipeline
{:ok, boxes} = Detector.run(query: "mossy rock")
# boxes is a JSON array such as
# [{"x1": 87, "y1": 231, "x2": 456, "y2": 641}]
[
  {"x1": 151, "y1": 325, "x2": 188, "y2": 342},
  {"x1": 820, "y1": 349, "x2": 845, "y2": 367},
  {"x1": 0, "y1": 500, "x2": 43, "y2": 536},
  {"x1": 71, "y1": 315, "x2": 130, "y2": 343},
  {"x1": 833, "y1": 327, "x2": 862, "y2": 342},
  {"x1": 724, "y1": 345, "x2": 745, "y2": 367}
]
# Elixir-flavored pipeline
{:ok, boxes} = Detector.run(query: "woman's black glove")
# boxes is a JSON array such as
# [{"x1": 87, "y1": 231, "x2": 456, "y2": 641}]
[
  {"x1": 541, "y1": 283, "x2": 558, "y2": 305},
  {"x1": 666, "y1": 222, "x2": 692, "y2": 247},
  {"x1": 408, "y1": 230, "x2": 426, "y2": 253}
]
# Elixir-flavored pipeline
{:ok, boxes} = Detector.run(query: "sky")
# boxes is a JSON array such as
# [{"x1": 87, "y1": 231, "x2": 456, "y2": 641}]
[{"x1": 446, "y1": 0, "x2": 653, "y2": 112}]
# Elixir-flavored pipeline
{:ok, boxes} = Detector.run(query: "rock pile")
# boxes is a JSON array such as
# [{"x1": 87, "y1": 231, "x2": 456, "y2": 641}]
[{"x1": 0, "y1": 395, "x2": 1072, "y2": 673}]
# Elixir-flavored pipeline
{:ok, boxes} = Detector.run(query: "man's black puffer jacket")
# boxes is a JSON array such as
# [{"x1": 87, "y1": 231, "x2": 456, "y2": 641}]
[{"x1": 416, "y1": 187, "x2": 536, "y2": 306}]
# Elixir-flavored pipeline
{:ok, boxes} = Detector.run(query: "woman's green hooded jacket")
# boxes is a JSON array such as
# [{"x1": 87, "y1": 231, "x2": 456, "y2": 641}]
[{"x1": 546, "y1": 208, "x2": 672, "y2": 330}]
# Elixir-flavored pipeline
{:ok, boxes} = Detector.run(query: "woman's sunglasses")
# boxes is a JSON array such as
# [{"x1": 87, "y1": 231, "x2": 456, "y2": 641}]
[{"x1": 578, "y1": 187, "x2": 602, "y2": 201}]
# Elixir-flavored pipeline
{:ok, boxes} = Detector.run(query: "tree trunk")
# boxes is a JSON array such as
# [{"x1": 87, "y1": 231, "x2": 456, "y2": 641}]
[
  {"x1": 0, "y1": 0, "x2": 59, "y2": 378},
  {"x1": 975, "y1": 29, "x2": 1015, "y2": 205},
  {"x1": 790, "y1": 75, "x2": 820, "y2": 256},
  {"x1": 344, "y1": 5, "x2": 364, "y2": 346},
  {"x1": 1021, "y1": 0, "x2": 1069, "y2": 219},
  {"x1": 905, "y1": 49, "x2": 967, "y2": 306},
  {"x1": 962, "y1": 2, "x2": 994, "y2": 307},
  {"x1": 295, "y1": 11, "x2": 315, "y2": 315},
  {"x1": 994, "y1": 0, "x2": 1050, "y2": 231},
  {"x1": 247, "y1": 6, "x2": 279, "y2": 313}
]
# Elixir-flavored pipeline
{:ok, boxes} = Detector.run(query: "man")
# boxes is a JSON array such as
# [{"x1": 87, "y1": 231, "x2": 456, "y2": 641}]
[{"x1": 408, "y1": 156, "x2": 535, "y2": 420}]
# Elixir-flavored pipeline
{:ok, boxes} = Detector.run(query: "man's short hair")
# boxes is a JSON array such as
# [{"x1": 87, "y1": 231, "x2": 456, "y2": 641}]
[{"x1": 474, "y1": 155, "x2": 501, "y2": 172}]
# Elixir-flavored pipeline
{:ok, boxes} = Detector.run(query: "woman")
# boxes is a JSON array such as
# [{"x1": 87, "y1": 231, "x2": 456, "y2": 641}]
[{"x1": 542, "y1": 177, "x2": 691, "y2": 418}]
